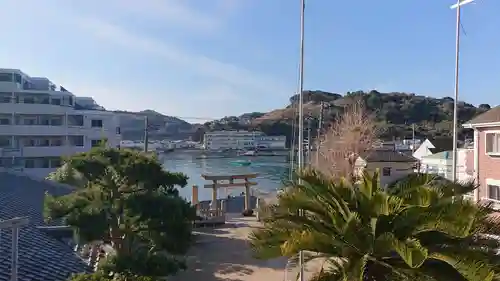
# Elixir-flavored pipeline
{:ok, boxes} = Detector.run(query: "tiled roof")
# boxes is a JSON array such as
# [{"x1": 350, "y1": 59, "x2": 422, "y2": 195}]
[
  {"x1": 422, "y1": 150, "x2": 452, "y2": 160},
  {"x1": 0, "y1": 172, "x2": 91, "y2": 281},
  {"x1": 428, "y1": 137, "x2": 454, "y2": 154},
  {"x1": 360, "y1": 149, "x2": 418, "y2": 163},
  {"x1": 466, "y1": 106, "x2": 500, "y2": 125}
]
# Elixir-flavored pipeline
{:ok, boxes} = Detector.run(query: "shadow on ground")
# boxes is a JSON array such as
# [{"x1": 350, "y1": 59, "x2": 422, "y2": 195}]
[{"x1": 171, "y1": 217, "x2": 286, "y2": 281}]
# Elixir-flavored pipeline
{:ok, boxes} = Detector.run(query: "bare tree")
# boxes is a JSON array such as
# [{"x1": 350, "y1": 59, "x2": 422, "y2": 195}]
[{"x1": 313, "y1": 100, "x2": 379, "y2": 180}]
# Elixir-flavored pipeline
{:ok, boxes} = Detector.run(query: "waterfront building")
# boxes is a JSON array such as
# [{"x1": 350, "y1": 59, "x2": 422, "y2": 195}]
[
  {"x1": 203, "y1": 130, "x2": 286, "y2": 150},
  {"x1": 0, "y1": 68, "x2": 121, "y2": 178}
]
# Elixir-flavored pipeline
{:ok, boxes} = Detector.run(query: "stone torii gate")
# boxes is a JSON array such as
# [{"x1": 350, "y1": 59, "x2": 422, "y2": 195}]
[{"x1": 201, "y1": 173, "x2": 258, "y2": 211}]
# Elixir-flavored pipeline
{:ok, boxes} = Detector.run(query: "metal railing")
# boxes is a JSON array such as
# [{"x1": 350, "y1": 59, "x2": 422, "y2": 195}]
[{"x1": 0, "y1": 217, "x2": 29, "y2": 281}]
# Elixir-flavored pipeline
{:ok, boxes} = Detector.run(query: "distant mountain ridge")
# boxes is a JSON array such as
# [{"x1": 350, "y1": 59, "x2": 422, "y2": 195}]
[
  {"x1": 114, "y1": 110, "x2": 193, "y2": 140},
  {"x1": 194, "y1": 90, "x2": 492, "y2": 143}
]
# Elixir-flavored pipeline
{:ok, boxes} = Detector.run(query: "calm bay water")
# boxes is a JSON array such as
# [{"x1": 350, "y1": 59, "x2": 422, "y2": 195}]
[{"x1": 161, "y1": 151, "x2": 290, "y2": 201}]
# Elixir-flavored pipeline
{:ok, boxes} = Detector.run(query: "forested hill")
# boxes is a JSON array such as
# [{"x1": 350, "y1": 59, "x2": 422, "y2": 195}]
[{"x1": 194, "y1": 90, "x2": 492, "y2": 143}]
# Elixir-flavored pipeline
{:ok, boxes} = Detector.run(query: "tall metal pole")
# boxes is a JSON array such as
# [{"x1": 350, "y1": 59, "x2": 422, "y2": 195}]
[
  {"x1": 297, "y1": 0, "x2": 305, "y2": 171},
  {"x1": 307, "y1": 118, "x2": 312, "y2": 164},
  {"x1": 451, "y1": 0, "x2": 461, "y2": 182},
  {"x1": 297, "y1": 0, "x2": 305, "y2": 280},
  {"x1": 144, "y1": 116, "x2": 149, "y2": 152}
]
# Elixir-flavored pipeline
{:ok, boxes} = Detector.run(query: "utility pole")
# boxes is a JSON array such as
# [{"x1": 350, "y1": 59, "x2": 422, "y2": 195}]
[
  {"x1": 143, "y1": 116, "x2": 149, "y2": 153},
  {"x1": 412, "y1": 123, "x2": 416, "y2": 153},
  {"x1": 450, "y1": 0, "x2": 475, "y2": 181},
  {"x1": 306, "y1": 118, "x2": 312, "y2": 165},
  {"x1": 0, "y1": 217, "x2": 29, "y2": 281},
  {"x1": 297, "y1": 0, "x2": 305, "y2": 280},
  {"x1": 316, "y1": 102, "x2": 324, "y2": 166}
]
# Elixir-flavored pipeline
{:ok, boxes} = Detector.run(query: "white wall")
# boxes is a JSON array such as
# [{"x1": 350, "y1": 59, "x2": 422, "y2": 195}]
[
  {"x1": 419, "y1": 149, "x2": 473, "y2": 182},
  {"x1": 355, "y1": 158, "x2": 416, "y2": 187}
]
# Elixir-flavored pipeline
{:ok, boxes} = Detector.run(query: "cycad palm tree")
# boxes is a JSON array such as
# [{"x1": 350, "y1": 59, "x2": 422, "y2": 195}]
[{"x1": 250, "y1": 169, "x2": 500, "y2": 281}]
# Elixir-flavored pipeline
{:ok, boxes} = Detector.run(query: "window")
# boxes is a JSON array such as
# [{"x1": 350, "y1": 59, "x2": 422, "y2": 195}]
[
  {"x1": 51, "y1": 98, "x2": 61, "y2": 105},
  {"x1": 0, "y1": 137, "x2": 10, "y2": 147},
  {"x1": 488, "y1": 185, "x2": 500, "y2": 201},
  {"x1": 14, "y1": 74, "x2": 22, "y2": 84},
  {"x1": 116, "y1": 127, "x2": 121, "y2": 134},
  {"x1": 68, "y1": 115, "x2": 84, "y2": 126},
  {"x1": 39, "y1": 116, "x2": 50, "y2": 125},
  {"x1": 486, "y1": 133, "x2": 500, "y2": 155},
  {"x1": 0, "y1": 73, "x2": 13, "y2": 82},
  {"x1": 23, "y1": 97, "x2": 35, "y2": 104},
  {"x1": 382, "y1": 167, "x2": 392, "y2": 176},
  {"x1": 91, "y1": 139, "x2": 102, "y2": 147},
  {"x1": 41, "y1": 158, "x2": 50, "y2": 168},
  {"x1": 0, "y1": 94, "x2": 11, "y2": 103},
  {"x1": 69, "y1": 136, "x2": 84, "y2": 147},
  {"x1": 50, "y1": 117, "x2": 63, "y2": 126},
  {"x1": 0, "y1": 118, "x2": 10, "y2": 125},
  {"x1": 22, "y1": 118, "x2": 36, "y2": 125},
  {"x1": 40, "y1": 139, "x2": 50, "y2": 147},
  {"x1": 51, "y1": 138, "x2": 63, "y2": 146},
  {"x1": 23, "y1": 138, "x2": 36, "y2": 147},
  {"x1": 50, "y1": 158, "x2": 62, "y2": 168},
  {"x1": 24, "y1": 159, "x2": 35, "y2": 168},
  {"x1": 40, "y1": 97, "x2": 50, "y2": 104},
  {"x1": 91, "y1": 119, "x2": 103, "y2": 128}
]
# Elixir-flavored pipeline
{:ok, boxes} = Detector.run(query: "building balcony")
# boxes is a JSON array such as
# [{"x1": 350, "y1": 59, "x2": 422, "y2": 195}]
[
  {"x1": 0, "y1": 124, "x2": 113, "y2": 136},
  {"x1": 0, "y1": 102, "x2": 74, "y2": 114},
  {"x1": 0, "y1": 147, "x2": 22, "y2": 157},
  {"x1": 21, "y1": 146, "x2": 88, "y2": 157}
]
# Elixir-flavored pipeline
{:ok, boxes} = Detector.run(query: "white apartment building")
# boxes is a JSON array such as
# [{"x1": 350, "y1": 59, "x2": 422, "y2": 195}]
[
  {"x1": 0, "y1": 68, "x2": 121, "y2": 178},
  {"x1": 203, "y1": 130, "x2": 286, "y2": 150},
  {"x1": 419, "y1": 149, "x2": 474, "y2": 183}
]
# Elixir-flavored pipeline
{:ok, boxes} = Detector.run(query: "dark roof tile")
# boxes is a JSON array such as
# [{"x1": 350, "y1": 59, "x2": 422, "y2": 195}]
[
  {"x1": 466, "y1": 106, "x2": 500, "y2": 125},
  {"x1": 360, "y1": 149, "x2": 418, "y2": 163},
  {"x1": 0, "y1": 172, "x2": 91, "y2": 281}
]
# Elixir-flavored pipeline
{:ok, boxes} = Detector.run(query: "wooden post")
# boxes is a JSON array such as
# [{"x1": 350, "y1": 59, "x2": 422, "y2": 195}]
[
  {"x1": 244, "y1": 177, "x2": 250, "y2": 211},
  {"x1": 256, "y1": 197, "x2": 260, "y2": 221},
  {"x1": 211, "y1": 180, "x2": 218, "y2": 210},
  {"x1": 220, "y1": 199, "x2": 226, "y2": 216},
  {"x1": 192, "y1": 185, "x2": 199, "y2": 205}
]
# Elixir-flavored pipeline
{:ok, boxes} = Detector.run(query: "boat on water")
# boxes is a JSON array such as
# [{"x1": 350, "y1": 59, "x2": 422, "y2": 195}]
[
  {"x1": 230, "y1": 160, "x2": 252, "y2": 166},
  {"x1": 240, "y1": 150, "x2": 256, "y2": 156}
]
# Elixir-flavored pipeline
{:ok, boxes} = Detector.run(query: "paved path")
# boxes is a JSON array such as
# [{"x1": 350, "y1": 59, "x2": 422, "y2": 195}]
[{"x1": 171, "y1": 215, "x2": 324, "y2": 281}]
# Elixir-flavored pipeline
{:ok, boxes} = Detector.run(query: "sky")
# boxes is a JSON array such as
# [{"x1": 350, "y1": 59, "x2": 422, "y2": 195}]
[{"x1": 0, "y1": 0, "x2": 499, "y2": 122}]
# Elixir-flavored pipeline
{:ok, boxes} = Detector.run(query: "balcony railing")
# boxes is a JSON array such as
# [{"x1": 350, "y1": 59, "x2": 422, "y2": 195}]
[{"x1": 480, "y1": 198, "x2": 500, "y2": 210}]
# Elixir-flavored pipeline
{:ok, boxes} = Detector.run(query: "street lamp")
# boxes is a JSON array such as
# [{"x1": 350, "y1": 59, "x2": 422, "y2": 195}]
[{"x1": 450, "y1": 0, "x2": 475, "y2": 182}]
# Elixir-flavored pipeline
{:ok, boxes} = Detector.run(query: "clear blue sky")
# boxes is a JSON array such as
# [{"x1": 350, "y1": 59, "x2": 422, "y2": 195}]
[{"x1": 0, "y1": 0, "x2": 498, "y2": 122}]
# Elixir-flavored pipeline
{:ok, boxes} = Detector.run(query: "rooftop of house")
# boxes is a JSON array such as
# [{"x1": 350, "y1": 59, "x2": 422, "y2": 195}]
[
  {"x1": 426, "y1": 137, "x2": 455, "y2": 154},
  {"x1": 422, "y1": 150, "x2": 452, "y2": 160},
  {"x1": 359, "y1": 149, "x2": 418, "y2": 163},
  {"x1": 465, "y1": 106, "x2": 500, "y2": 125},
  {"x1": 0, "y1": 172, "x2": 91, "y2": 281}
]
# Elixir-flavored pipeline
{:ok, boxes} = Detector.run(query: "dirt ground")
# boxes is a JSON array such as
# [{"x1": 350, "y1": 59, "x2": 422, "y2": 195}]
[{"x1": 170, "y1": 215, "x2": 323, "y2": 281}]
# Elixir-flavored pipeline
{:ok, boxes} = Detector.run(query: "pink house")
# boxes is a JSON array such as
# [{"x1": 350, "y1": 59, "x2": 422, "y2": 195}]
[{"x1": 463, "y1": 106, "x2": 500, "y2": 207}]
